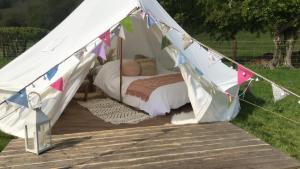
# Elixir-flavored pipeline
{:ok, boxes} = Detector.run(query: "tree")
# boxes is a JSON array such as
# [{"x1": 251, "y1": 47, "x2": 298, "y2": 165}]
[
  {"x1": 199, "y1": 0, "x2": 245, "y2": 61},
  {"x1": 242, "y1": 0, "x2": 300, "y2": 68},
  {"x1": 0, "y1": 0, "x2": 83, "y2": 29},
  {"x1": 160, "y1": 0, "x2": 245, "y2": 61},
  {"x1": 0, "y1": 0, "x2": 13, "y2": 9},
  {"x1": 158, "y1": 0, "x2": 202, "y2": 28},
  {"x1": 25, "y1": 0, "x2": 83, "y2": 29}
]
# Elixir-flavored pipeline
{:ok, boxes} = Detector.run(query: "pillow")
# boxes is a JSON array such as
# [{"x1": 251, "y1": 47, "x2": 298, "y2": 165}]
[
  {"x1": 135, "y1": 57, "x2": 157, "y2": 76},
  {"x1": 135, "y1": 54, "x2": 148, "y2": 60},
  {"x1": 122, "y1": 60, "x2": 141, "y2": 76}
]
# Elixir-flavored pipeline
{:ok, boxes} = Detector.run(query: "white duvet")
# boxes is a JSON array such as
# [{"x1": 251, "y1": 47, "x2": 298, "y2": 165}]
[{"x1": 94, "y1": 60, "x2": 190, "y2": 116}]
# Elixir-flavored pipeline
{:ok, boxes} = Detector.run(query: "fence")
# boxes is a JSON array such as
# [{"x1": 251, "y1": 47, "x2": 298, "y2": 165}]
[
  {"x1": 0, "y1": 27, "x2": 48, "y2": 59},
  {"x1": 203, "y1": 40, "x2": 300, "y2": 66},
  {"x1": 1, "y1": 39, "x2": 300, "y2": 67}
]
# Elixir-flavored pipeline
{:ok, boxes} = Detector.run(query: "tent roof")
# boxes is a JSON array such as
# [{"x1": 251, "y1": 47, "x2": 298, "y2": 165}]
[
  {"x1": 0, "y1": 0, "x2": 139, "y2": 91},
  {"x1": 0, "y1": 0, "x2": 237, "y2": 93}
]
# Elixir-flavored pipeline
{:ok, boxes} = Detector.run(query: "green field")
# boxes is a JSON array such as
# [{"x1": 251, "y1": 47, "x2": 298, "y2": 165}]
[
  {"x1": 0, "y1": 32, "x2": 299, "y2": 161},
  {"x1": 195, "y1": 32, "x2": 300, "y2": 60}
]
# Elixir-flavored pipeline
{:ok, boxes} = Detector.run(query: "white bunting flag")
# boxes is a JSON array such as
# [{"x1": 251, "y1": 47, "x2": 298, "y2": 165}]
[
  {"x1": 208, "y1": 50, "x2": 223, "y2": 65},
  {"x1": 0, "y1": 102, "x2": 8, "y2": 116},
  {"x1": 140, "y1": 10, "x2": 146, "y2": 20},
  {"x1": 208, "y1": 51, "x2": 217, "y2": 64},
  {"x1": 272, "y1": 83, "x2": 289, "y2": 102},
  {"x1": 74, "y1": 47, "x2": 87, "y2": 59},
  {"x1": 160, "y1": 22, "x2": 171, "y2": 36},
  {"x1": 182, "y1": 34, "x2": 193, "y2": 50},
  {"x1": 113, "y1": 26, "x2": 126, "y2": 40}
]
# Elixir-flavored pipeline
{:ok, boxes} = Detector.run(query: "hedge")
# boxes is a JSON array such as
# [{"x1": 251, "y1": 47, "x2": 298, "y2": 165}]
[{"x1": 0, "y1": 27, "x2": 48, "y2": 58}]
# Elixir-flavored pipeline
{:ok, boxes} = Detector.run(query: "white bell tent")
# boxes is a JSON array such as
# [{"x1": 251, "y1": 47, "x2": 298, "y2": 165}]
[{"x1": 0, "y1": 0, "x2": 240, "y2": 138}]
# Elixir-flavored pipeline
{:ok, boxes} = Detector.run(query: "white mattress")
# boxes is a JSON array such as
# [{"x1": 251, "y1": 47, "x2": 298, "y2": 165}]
[{"x1": 94, "y1": 60, "x2": 190, "y2": 116}]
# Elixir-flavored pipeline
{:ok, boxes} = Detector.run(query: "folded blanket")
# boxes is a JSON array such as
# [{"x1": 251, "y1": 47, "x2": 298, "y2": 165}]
[{"x1": 126, "y1": 73, "x2": 183, "y2": 101}]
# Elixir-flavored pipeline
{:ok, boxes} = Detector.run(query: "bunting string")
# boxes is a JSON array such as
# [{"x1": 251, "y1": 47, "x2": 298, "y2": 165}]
[
  {"x1": 0, "y1": 107, "x2": 22, "y2": 121},
  {"x1": 192, "y1": 39, "x2": 300, "y2": 100},
  {"x1": 139, "y1": 6, "x2": 300, "y2": 100}
]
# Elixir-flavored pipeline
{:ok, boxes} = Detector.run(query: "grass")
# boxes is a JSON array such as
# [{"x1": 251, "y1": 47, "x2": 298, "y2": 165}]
[
  {"x1": 194, "y1": 32, "x2": 300, "y2": 160},
  {"x1": 0, "y1": 132, "x2": 14, "y2": 152},
  {"x1": 0, "y1": 57, "x2": 15, "y2": 152},
  {"x1": 232, "y1": 65, "x2": 300, "y2": 160},
  {"x1": 0, "y1": 32, "x2": 299, "y2": 161}
]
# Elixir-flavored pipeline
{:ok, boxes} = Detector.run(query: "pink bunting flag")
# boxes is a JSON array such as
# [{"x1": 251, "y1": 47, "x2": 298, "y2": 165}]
[
  {"x1": 140, "y1": 10, "x2": 146, "y2": 19},
  {"x1": 99, "y1": 30, "x2": 111, "y2": 47},
  {"x1": 238, "y1": 65, "x2": 253, "y2": 86},
  {"x1": 51, "y1": 77, "x2": 64, "y2": 92},
  {"x1": 93, "y1": 42, "x2": 106, "y2": 61}
]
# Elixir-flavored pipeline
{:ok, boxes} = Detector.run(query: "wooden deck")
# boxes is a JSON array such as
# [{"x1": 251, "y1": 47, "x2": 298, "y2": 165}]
[{"x1": 0, "y1": 101, "x2": 299, "y2": 169}]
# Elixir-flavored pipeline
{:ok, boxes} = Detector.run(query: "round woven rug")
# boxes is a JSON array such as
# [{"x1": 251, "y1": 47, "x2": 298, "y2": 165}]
[{"x1": 78, "y1": 98, "x2": 151, "y2": 125}]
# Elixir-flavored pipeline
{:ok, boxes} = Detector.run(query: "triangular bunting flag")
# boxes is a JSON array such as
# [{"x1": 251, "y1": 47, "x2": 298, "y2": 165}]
[
  {"x1": 74, "y1": 47, "x2": 87, "y2": 59},
  {"x1": 161, "y1": 36, "x2": 172, "y2": 50},
  {"x1": 160, "y1": 22, "x2": 171, "y2": 36},
  {"x1": 51, "y1": 77, "x2": 64, "y2": 92},
  {"x1": 121, "y1": 16, "x2": 133, "y2": 33},
  {"x1": 182, "y1": 34, "x2": 193, "y2": 50},
  {"x1": 175, "y1": 52, "x2": 186, "y2": 67},
  {"x1": 237, "y1": 65, "x2": 253, "y2": 86},
  {"x1": 0, "y1": 102, "x2": 8, "y2": 115},
  {"x1": 99, "y1": 30, "x2": 111, "y2": 47},
  {"x1": 271, "y1": 83, "x2": 289, "y2": 102},
  {"x1": 208, "y1": 51, "x2": 217, "y2": 64},
  {"x1": 146, "y1": 14, "x2": 157, "y2": 28},
  {"x1": 93, "y1": 42, "x2": 107, "y2": 61},
  {"x1": 200, "y1": 44, "x2": 209, "y2": 51},
  {"x1": 7, "y1": 89, "x2": 29, "y2": 108},
  {"x1": 113, "y1": 26, "x2": 126, "y2": 40},
  {"x1": 46, "y1": 65, "x2": 58, "y2": 80},
  {"x1": 140, "y1": 10, "x2": 146, "y2": 20},
  {"x1": 208, "y1": 51, "x2": 223, "y2": 65},
  {"x1": 195, "y1": 67, "x2": 204, "y2": 76}
]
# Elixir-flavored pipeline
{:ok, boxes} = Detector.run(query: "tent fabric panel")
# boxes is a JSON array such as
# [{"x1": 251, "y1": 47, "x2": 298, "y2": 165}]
[{"x1": 0, "y1": 0, "x2": 139, "y2": 91}]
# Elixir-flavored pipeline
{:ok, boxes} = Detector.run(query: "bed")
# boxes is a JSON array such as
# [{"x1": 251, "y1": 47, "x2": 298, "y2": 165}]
[{"x1": 94, "y1": 60, "x2": 190, "y2": 116}]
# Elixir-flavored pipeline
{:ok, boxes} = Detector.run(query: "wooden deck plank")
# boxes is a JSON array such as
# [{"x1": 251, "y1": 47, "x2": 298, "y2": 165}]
[
  {"x1": 0, "y1": 129, "x2": 253, "y2": 161},
  {"x1": 0, "y1": 101, "x2": 299, "y2": 169},
  {"x1": 1, "y1": 124, "x2": 299, "y2": 169},
  {"x1": 1, "y1": 125, "x2": 243, "y2": 153},
  {"x1": 0, "y1": 137, "x2": 264, "y2": 164}
]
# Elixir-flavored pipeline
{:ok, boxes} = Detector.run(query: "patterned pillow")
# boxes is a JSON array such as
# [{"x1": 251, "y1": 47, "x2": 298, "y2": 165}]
[
  {"x1": 122, "y1": 60, "x2": 141, "y2": 76},
  {"x1": 135, "y1": 55, "x2": 157, "y2": 76}
]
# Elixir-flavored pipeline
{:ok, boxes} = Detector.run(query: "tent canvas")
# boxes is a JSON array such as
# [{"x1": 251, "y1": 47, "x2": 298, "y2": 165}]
[{"x1": 0, "y1": 0, "x2": 240, "y2": 138}]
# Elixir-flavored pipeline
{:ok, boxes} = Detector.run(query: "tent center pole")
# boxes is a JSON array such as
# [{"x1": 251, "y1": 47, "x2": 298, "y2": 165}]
[{"x1": 119, "y1": 37, "x2": 123, "y2": 103}]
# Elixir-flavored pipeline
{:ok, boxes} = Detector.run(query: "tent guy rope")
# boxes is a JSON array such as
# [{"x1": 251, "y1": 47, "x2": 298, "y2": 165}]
[{"x1": 239, "y1": 98, "x2": 300, "y2": 125}]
